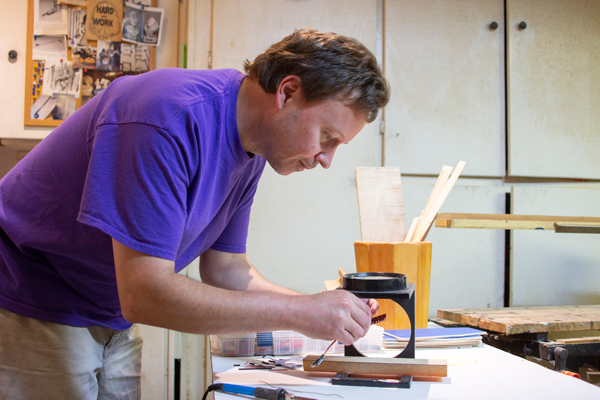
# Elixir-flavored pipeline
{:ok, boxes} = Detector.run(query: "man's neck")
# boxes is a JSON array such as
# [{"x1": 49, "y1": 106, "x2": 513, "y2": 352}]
[{"x1": 236, "y1": 77, "x2": 272, "y2": 157}]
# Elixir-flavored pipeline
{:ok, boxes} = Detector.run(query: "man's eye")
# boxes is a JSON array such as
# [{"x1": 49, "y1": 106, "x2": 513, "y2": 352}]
[{"x1": 325, "y1": 133, "x2": 334, "y2": 141}]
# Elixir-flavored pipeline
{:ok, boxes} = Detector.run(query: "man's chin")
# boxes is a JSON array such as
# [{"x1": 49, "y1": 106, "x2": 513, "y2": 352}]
[{"x1": 268, "y1": 161, "x2": 299, "y2": 176}]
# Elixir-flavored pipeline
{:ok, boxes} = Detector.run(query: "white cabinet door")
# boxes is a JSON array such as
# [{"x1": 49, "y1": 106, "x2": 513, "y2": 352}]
[
  {"x1": 212, "y1": 0, "x2": 380, "y2": 295},
  {"x1": 403, "y1": 178, "x2": 507, "y2": 316},
  {"x1": 511, "y1": 185, "x2": 600, "y2": 306},
  {"x1": 508, "y1": 0, "x2": 600, "y2": 179},
  {"x1": 0, "y1": 0, "x2": 53, "y2": 139},
  {"x1": 384, "y1": 0, "x2": 505, "y2": 177}
]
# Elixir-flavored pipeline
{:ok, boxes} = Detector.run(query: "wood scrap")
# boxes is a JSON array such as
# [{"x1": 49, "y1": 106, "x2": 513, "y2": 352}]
[
  {"x1": 303, "y1": 355, "x2": 447, "y2": 377},
  {"x1": 435, "y1": 213, "x2": 600, "y2": 231},
  {"x1": 412, "y1": 161, "x2": 466, "y2": 242},
  {"x1": 355, "y1": 167, "x2": 406, "y2": 242},
  {"x1": 324, "y1": 267, "x2": 348, "y2": 291},
  {"x1": 403, "y1": 217, "x2": 419, "y2": 243},
  {"x1": 413, "y1": 165, "x2": 452, "y2": 239}
]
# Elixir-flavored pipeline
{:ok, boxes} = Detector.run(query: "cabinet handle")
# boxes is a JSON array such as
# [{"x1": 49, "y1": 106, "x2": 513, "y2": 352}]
[
  {"x1": 8, "y1": 50, "x2": 18, "y2": 60},
  {"x1": 490, "y1": 21, "x2": 499, "y2": 30},
  {"x1": 519, "y1": 21, "x2": 527, "y2": 30}
]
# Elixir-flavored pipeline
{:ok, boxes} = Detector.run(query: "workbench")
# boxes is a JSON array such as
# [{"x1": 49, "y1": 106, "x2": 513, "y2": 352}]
[
  {"x1": 210, "y1": 336, "x2": 600, "y2": 399},
  {"x1": 437, "y1": 305, "x2": 600, "y2": 371}
]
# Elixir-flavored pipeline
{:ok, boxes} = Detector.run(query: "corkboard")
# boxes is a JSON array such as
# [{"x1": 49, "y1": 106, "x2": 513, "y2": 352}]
[{"x1": 23, "y1": 0, "x2": 156, "y2": 127}]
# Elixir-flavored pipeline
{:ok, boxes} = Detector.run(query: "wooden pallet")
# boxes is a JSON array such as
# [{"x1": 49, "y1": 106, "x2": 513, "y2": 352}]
[{"x1": 437, "y1": 305, "x2": 600, "y2": 335}]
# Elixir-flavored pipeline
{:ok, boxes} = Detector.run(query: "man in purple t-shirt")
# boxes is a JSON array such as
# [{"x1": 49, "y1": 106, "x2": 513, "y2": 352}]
[{"x1": 0, "y1": 28, "x2": 389, "y2": 398}]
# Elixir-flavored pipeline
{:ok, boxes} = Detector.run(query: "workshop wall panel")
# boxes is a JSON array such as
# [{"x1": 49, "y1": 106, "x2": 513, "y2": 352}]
[
  {"x1": 511, "y1": 185, "x2": 600, "y2": 307},
  {"x1": 507, "y1": 0, "x2": 600, "y2": 179},
  {"x1": 384, "y1": 0, "x2": 505, "y2": 177},
  {"x1": 402, "y1": 178, "x2": 507, "y2": 317},
  {"x1": 210, "y1": 0, "x2": 381, "y2": 295}
]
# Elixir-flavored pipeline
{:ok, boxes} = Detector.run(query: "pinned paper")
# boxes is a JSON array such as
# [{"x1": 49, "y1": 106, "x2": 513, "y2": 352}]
[
  {"x1": 86, "y1": 0, "x2": 123, "y2": 42},
  {"x1": 30, "y1": 95, "x2": 58, "y2": 120}
]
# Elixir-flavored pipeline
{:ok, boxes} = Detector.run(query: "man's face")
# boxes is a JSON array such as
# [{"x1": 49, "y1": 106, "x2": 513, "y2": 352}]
[{"x1": 264, "y1": 95, "x2": 367, "y2": 176}]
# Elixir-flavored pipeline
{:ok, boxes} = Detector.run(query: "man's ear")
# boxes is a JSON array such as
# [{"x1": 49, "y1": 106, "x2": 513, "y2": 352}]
[{"x1": 275, "y1": 76, "x2": 302, "y2": 110}]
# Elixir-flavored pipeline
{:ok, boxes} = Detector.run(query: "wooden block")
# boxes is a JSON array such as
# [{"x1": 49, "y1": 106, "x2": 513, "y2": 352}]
[
  {"x1": 435, "y1": 213, "x2": 600, "y2": 230},
  {"x1": 355, "y1": 241, "x2": 432, "y2": 329},
  {"x1": 303, "y1": 355, "x2": 447, "y2": 377},
  {"x1": 355, "y1": 167, "x2": 406, "y2": 242}
]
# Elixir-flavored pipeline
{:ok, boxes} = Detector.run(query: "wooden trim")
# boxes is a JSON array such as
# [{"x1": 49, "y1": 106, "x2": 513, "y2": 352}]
[
  {"x1": 412, "y1": 161, "x2": 466, "y2": 242},
  {"x1": 435, "y1": 213, "x2": 600, "y2": 230},
  {"x1": 303, "y1": 355, "x2": 447, "y2": 377}
]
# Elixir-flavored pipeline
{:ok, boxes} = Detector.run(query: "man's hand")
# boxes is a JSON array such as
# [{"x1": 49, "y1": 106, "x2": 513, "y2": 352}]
[{"x1": 287, "y1": 290, "x2": 374, "y2": 345}]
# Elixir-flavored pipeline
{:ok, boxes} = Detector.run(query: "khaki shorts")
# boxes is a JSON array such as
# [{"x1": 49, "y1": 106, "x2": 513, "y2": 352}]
[{"x1": 0, "y1": 307, "x2": 142, "y2": 400}]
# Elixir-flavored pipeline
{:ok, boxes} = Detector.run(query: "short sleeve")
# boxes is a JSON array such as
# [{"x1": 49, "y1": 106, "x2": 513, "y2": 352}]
[
  {"x1": 78, "y1": 122, "x2": 189, "y2": 260},
  {"x1": 210, "y1": 161, "x2": 263, "y2": 254}
]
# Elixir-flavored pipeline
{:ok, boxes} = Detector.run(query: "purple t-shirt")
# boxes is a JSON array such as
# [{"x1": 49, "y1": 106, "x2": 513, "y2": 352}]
[{"x1": 0, "y1": 68, "x2": 265, "y2": 330}]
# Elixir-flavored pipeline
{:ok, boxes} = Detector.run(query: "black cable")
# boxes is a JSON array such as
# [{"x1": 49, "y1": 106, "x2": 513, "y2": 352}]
[{"x1": 202, "y1": 383, "x2": 223, "y2": 400}]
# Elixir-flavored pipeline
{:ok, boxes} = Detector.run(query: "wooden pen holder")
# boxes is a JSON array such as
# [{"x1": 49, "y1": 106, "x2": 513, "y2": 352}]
[{"x1": 354, "y1": 241, "x2": 432, "y2": 330}]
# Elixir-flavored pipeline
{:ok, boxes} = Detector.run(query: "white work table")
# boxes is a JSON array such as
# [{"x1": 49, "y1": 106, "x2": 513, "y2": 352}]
[{"x1": 211, "y1": 343, "x2": 600, "y2": 399}]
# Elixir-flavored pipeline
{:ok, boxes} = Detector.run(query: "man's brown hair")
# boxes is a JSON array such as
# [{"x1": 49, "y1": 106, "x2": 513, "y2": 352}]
[{"x1": 244, "y1": 28, "x2": 390, "y2": 123}]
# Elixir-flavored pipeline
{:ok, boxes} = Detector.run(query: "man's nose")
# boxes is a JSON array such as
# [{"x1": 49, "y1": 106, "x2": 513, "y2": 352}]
[{"x1": 315, "y1": 147, "x2": 337, "y2": 169}]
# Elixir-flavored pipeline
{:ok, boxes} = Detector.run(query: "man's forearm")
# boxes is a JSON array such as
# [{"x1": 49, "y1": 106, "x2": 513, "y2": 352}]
[
  {"x1": 199, "y1": 249, "x2": 299, "y2": 295},
  {"x1": 114, "y1": 240, "x2": 374, "y2": 344}
]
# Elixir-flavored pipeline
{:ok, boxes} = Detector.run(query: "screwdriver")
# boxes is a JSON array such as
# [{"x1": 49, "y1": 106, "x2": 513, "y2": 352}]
[{"x1": 203, "y1": 383, "x2": 315, "y2": 400}]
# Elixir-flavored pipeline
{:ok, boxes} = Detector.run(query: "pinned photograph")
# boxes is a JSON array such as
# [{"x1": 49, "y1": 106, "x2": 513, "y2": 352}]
[
  {"x1": 81, "y1": 69, "x2": 133, "y2": 105},
  {"x1": 97, "y1": 41, "x2": 121, "y2": 72},
  {"x1": 69, "y1": 7, "x2": 87, "y2": 47},
  {"x1": 126, "y1": 0, "x2": 152, "y2": 6},
  {"x1": 32, "y1": 34, "x2": 68, "y2": 61},
  {"x1": 86, "y1": 0, "x2": 123, "y2": 42},
  {"x1": 122, "y1": 3, "x2": 164, "y2": 46},
  {"x1": 52, "y1": 93, "x2": 76, "y2": 120},
  {"x1": 122, "y1": 6, "x2": 142, "y2": 42},
  {"x1": 141, "y1": 9, "x2": 162, "y2": 45},
  {"x1": 121, "y1": 43, "x2": 150, "y2": 72},
  {"x1": 41, "y1": 60, "x2": 82, "y2": 98},
  {"x1": 30, "y1": 95, "x2": 58, "y2": 120},
  {"x1": 34, "y1": 0, "x2": 68, "y2": 36},
  {"x1": 72, "y1": 46, "x2": 97, "y2": 69}
]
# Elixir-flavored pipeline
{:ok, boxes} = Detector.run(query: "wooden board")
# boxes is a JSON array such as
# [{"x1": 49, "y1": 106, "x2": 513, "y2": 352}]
[
  {"x1": 302, "y1": 355, "x2": 447, "y2": 377},
  {"x1": 557, "y1": 336, "x2": 600, "y2": 345},
  {"x1": 437, "y1": 305, "x2": 600, "y2": 335},
  {"x1": 355, "y1": 167, "x2": 406, "y2": 242},
  {"x1": 435, "y1": 213, "x2": 600, "y2": 230}
]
